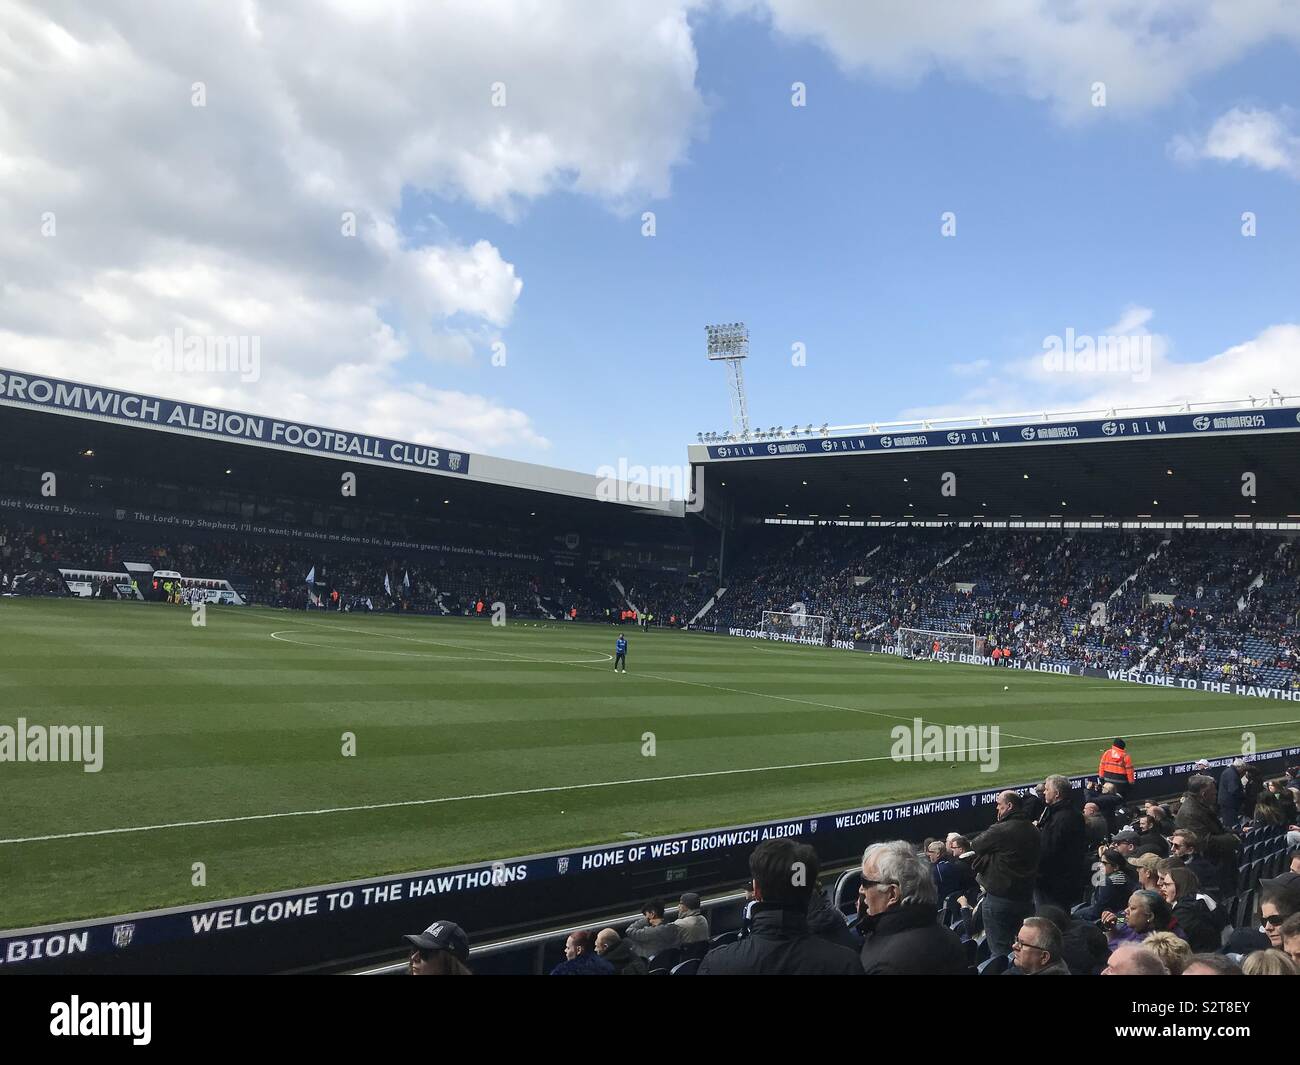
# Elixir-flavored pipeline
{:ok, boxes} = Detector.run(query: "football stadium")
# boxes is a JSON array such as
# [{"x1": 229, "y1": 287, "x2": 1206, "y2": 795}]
[
  {"x1": 3, "y1": 372, "x2": 1299, "y2": 982},
  {"x1": 5, "y1": 7, "x2": 1300, "y2": 1028}
]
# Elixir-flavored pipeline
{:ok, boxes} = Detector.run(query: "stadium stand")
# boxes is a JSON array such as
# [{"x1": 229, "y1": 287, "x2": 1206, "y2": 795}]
[
  {"x1": 6, "y1": 379, "x2": 1300, "y2": 978},
  {"x1": 370, "y1": 789, "x2": 1300, "y2": 976}
]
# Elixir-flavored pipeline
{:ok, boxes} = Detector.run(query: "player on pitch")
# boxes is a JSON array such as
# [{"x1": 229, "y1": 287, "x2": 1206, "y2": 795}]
[{"x1": 614, "y1": 633, "x2": 628, "y2": 673}]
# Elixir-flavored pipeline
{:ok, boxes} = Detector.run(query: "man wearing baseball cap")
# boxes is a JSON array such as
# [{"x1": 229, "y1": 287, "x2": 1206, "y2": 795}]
[{"x1": 405, "y1": 920, "x2": 472, "y2": 975}]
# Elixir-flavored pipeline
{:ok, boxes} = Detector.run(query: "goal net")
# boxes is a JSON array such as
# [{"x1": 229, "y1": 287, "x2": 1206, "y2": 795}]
[
  {"x1": 760, "y1": 609, "x2": 827, "y2": 645},
  {"x1": 895, "y1": 627, "x2": 977, "y2": 659}
]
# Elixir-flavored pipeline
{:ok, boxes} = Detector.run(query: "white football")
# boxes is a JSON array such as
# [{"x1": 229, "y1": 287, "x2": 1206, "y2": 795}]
[{"x1": 1003, "y1": 685, "x2": 1009, "y2": 691}]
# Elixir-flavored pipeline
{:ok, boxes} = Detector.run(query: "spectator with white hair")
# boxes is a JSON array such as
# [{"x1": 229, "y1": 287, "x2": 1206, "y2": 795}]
[
  {"x1": 1102, "y1": 943, "x2": 1169, "y2": 975},
  {"x1": 856, "y1": 840, "x2": 968, "y2": 976}
]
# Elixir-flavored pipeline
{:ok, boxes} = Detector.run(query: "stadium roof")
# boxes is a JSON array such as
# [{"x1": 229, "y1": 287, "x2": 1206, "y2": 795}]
[
  {"x1": 0, "y1": 366, "x2": 682, "y2": 518},
  {"x1": 690, "y1": 403, "x2": 1300, "y2": 522}
]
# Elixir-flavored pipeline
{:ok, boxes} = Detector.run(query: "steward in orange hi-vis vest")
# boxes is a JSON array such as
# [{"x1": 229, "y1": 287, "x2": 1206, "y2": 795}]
[{"x1": 1098, "y1": 738, "x2": 1135, "y2": 788}]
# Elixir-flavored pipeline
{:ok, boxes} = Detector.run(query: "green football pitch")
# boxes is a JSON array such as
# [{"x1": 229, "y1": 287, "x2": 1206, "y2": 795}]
[{"x1": 2, "y1": 597, "x2": 1296, "y2": 929}]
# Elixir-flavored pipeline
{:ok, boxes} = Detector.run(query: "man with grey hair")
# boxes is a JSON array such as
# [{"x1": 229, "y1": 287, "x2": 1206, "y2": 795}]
[
  {"x1": 1036, "y1": 774, "x2": 1087, "y2": 910},
  {"x1": 1102, "y1": 942, "x2": 1169, "y2": 975},
  {"x1": 1011, "y1": 916, "x2": 1069, "y2": 975},
  {"x1": 857, "y1": 840, "x2": 968, "y2": 975}
]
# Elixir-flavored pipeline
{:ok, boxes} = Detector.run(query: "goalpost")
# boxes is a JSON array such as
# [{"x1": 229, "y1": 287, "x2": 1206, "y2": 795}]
[
  {"x1": 895, "y1": 627, "x2": 978, "y2": 659},
  {"x1": 760, "y1": 609, "x2": 828, "y2": 644}
]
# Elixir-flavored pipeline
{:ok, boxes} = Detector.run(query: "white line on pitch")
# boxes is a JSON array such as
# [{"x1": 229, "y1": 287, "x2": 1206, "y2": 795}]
[{"x1": 6, "y1": 718, "x2": 1300, "y2": 845}]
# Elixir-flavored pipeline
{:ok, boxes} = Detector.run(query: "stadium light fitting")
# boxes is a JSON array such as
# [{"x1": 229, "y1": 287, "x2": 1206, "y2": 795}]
[
  {"x1": 443, "y1": 499, "x2": 450, "y2": 504},
  {"x1": 1022, "y1": 473, "x2": 1029, "y2": 479},
  {"x1": 80, "y1": 448, "x2": 94, "y2": 457},
  {"x1": 1166, "y1": 469, "x2": 1173, "y2": 475},
  {"x1": 224, "y1": 469, "x2": 232, "y2": 475}
]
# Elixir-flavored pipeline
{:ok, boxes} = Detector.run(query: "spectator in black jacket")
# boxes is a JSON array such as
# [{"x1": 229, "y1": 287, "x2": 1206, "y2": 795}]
[
  {"x1": 926, "y1": 840, "x2": 977, "y2": 901},
  {"x1": 1072, "y1": 848, "x2": 1136, "y2": 923},
  {"x1": 806, "y1": 879, "x2": 863, "y2": 953},
  {"x1": 1175, "y1": 775, "x2": 1240, "y2": 883},
  {"x1": 550, "y1": 930, "x2": 615, "y2": 975},
  {"x1": 697, "y1": 841, "x2": 862, "y2": 975},
  {"x1": 1218, "y1": 759, "x2": 1246, "y2": 827},
  {"x1": 1169, "y1": 828, "x2": 1224, "y2": 900},
  {"x1": 1086, "y1": 781, "x2": 1126, "y2": 832},
  {"x1": 972, "y1": 790, "x2": 1041, "y2": 960},
  {"x1": 1155, "y1": 862, "x2": 1224, "y2": 954},
  {"x1": 857, "y1": 841, "x2": 968, "y2": 976},
  {"x1": 594, "y1": 929, "x2": 648, "y2": 975},
  {"x1": 1134, "y1": 813, "x2": 1170, "y2": 857},
  {"x1": 1022, "y1": 783, "x2": 1046, "y2": 823},
  {"x1": 1036, "y1": 774, "x2": 1088, "y2": 909},
  {"x1": 1082, "y1": 802, "x2": 1109, "y2": 849}
]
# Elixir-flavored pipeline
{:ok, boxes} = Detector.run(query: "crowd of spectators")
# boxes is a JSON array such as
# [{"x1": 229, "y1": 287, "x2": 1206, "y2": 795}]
[
  {"x1": 0, "y1": 519, "x2": 702, "y2": 627},
  {"x1": 709, "y1": 526, "x2": 1300, "y2": 688},
  {"x1": 407, "y1": 760, "x2": 1300, "y2": 976}
]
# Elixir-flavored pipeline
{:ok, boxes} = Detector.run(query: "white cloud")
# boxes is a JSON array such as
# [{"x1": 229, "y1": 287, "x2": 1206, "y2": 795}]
[
  {"x1": 1169, "y1": 107, "x2": 1300, "y2": 179},
  {"x1": 905, "y1": 312, "x2": 1300, "y2": 422},
  {"x1": 745, "y1": 0, "x2": 1300, "y2": 121},
  {"x1": 0, "y1": 0, "x2": 708, "y2": 457}
]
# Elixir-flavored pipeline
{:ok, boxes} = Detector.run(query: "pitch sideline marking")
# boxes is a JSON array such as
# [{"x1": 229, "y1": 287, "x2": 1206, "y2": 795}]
[{"x1": 5, "y1": 717, "x2": 1300, "y2": 845}]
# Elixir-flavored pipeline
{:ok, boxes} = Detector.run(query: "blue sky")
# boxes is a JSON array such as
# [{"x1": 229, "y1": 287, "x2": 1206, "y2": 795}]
[
  {"x1": 6, "y1": 2, "x2": 1300, "y2": 482},
  {"x1": 394, "y1": 8, "x2": 1300, "y2": 476}
]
